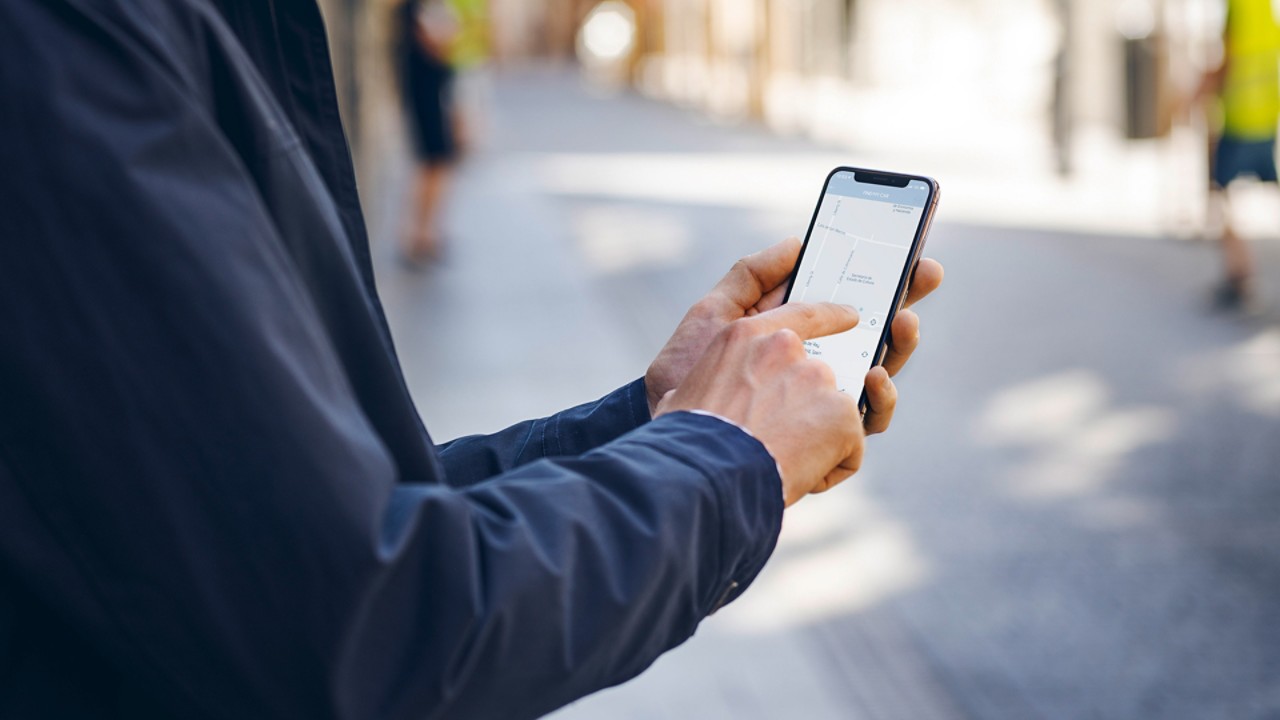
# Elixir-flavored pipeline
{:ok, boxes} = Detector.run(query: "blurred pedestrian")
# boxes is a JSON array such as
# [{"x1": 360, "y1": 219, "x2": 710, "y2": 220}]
[
  {"x1": 398, "y1": 0, "x2": 459, "y2": 264},
  {"x1": 446, "y1": 0, "x2": 492, "y2": 153},
  {"x1": 1194, "y1": 0, "x2": 1280, "y2": 310}
]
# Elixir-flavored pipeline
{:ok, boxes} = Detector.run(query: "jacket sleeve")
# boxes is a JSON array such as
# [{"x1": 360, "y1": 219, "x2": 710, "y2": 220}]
[
  {"x1": 0, "y1": 5, "x2": 784, "y2": 720},
  {"x1": 435, "y1": 379, "x2": 654, "y2": 487}
]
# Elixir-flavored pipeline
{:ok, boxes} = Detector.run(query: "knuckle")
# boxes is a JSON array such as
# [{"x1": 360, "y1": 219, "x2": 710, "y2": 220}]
[
  {"x1": 727, "y1": 258, "x2": 760, "y2": 288},
  {"x1": 828, "y1": 464, "x2": 858, "y2": 484},
  {"x1": 802, "y1": 359, "x2": 835, "y2": 385},
  {"x1": 844, "y1": 451, "x2": 864, "y2": 475},
  {"x1": 842, "y1": 430, "x2": 865, "y2": 469},
  {"x1": 872, "y1": 375, "x2": 898, "y2": 404},
  {"x1": 895, "y1": 329, "x2": 920, "y2": 352},
  {"x1": 763, "y1": 328, "x2": 803, "y2": 356},
  {"x1": 868, "y1": 416, "x2": 891, "y2": 435},
  {"x1": 690, "y1": 296, "x2": 720, "y2": 320},
  {"x1": 723, "y1": 318, "x2": 757, "y2": 344}
]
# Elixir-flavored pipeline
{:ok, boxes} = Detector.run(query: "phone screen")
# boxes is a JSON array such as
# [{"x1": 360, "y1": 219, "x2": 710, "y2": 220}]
[{"x1": 785, "y1": 169, "x2": 937, "y2": 403}]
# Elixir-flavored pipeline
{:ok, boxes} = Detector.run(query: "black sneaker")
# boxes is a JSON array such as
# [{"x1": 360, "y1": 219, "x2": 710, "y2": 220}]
[{"x1": 1210, "y1": 277, "x2": 1256, "y2": 312}]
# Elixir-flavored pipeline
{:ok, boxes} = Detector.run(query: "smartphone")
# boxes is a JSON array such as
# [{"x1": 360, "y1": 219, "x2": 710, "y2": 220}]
[{"x1": 782, "y1": 167, "x2": 940, "y2": 411}]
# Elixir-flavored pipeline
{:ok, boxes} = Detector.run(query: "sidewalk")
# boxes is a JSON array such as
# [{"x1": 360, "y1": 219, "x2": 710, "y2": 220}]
[{"x1": 364, "y1": 67, "x2": 1280, "y2": 719}]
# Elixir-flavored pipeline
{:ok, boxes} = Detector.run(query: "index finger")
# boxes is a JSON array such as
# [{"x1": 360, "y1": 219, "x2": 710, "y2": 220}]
[{"x1": 748, "y1": 301, "x2": 860, "y2": 340}]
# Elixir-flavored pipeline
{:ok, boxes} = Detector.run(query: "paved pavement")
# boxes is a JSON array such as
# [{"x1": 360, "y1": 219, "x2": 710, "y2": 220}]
[{"x1": 364, "y1": 68, "x2": 1280, "y2": 719}]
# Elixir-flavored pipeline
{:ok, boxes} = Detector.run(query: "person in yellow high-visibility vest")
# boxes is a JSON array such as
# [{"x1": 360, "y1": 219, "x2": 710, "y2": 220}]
[
  {"x1": 1195, "y1": 0, "x2": 1280, "y2": 310},
  {"x1": 446, "y1": 0, "x2": 491, "y2": 154}
]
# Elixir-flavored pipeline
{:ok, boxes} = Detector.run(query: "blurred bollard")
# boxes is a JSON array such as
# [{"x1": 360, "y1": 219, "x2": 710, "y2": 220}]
[
  {"x1": 1051, "y1": 0, "x2": 1074, "y2": 177},
  {"x1": 1118, "y1": 0, "x2": 1171, "y2": 140},
  {"x1": 1123, "y1": 33, "x2": 1166, "y2": 139}
]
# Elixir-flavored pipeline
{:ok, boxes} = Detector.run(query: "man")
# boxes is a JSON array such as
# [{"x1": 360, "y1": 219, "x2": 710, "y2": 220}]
[
  {"x1": 1195, "y1": 0, "x2": 1280, "y2": 309},
  {"x1": 0, "y1": 1, "x2": 942, "y2": 719}
]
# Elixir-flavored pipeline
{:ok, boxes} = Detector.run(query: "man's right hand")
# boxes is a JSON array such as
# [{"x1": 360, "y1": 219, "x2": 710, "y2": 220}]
[{"x1": 655, "y1": 302, "x2": 864, "y2": 507}]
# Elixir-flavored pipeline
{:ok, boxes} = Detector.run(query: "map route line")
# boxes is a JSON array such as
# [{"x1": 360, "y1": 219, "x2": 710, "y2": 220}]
[
  {"x1": 799, "y1": 198, "x2": 840, "y2": 302},
  {"x1": 815, "y1": 223, "x2": 909, "y2": 250},
  {"x1": 850, "y1": 236, "x2": 910, "y2": 249},
  {"x1": 828, "y1": 237, "x2": 860, "y2": 303}
]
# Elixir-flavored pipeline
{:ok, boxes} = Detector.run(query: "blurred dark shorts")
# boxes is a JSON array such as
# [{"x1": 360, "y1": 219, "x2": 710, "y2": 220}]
[{"x1": 1212, "y1": 136, "x2": 1278, "y2": 188}]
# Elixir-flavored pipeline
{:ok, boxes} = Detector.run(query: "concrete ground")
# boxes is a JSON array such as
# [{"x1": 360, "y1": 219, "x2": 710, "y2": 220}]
[{"x1": 364, "y1": 68, "x2": 1280, "y2": 720}]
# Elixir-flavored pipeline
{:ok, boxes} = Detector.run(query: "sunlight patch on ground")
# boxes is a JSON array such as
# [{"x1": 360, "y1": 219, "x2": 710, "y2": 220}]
[
  {"x1": 717, "y1": 483, "x2": 928, "y2": 635},
  {"x1": 978, "y1": 370, "x2": 1109, "y2": 445},
  {"x1": 1176, "y1": 326, "x2": 1280, "y2": 419},
  {"x1": 568, "y1": 203, "x2": 691, "y2": 273},
  {"x1": 977, "y1": 370, "x2": 1176, "y2": 501},
  {"x1": 522, "y1": 124, "x2": 1270, "y2": 240},
  {"x1": 1228, "y1": 327, "x2": 1280, "y2": 418}
]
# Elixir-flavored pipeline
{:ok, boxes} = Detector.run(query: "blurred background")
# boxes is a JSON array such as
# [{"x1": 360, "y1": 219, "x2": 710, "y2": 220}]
[{"x1": 321, "y1": 0, "x2": 1279, "y2": 717}]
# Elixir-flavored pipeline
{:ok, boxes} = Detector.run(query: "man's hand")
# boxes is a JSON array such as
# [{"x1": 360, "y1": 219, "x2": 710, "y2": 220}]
[
  {"x1": 645, "y1": 238, "x2": 945, "y2": 434},
  {"x1": 655, "y1": 303, "x2": 865, "y2": 506}
]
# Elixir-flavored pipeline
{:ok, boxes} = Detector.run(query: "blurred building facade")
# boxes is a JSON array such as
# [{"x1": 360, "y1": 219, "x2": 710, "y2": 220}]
[
  {"x1": 632, "y1": 0, "x2": 1225, "y2": 157},
  {"x1": 317, "y1": 0, "x2": 1231, "y2": 183}
]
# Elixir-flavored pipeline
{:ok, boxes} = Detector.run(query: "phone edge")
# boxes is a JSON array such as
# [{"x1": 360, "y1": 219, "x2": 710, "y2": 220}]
[{"x1": 780, "y1": 166, "x2": 941, "y2": 414}]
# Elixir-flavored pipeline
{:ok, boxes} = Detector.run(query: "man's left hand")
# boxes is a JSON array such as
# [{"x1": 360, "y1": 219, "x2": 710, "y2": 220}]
[{"x1": 645, "y1": 237, "x2": 944, "y2": 433}]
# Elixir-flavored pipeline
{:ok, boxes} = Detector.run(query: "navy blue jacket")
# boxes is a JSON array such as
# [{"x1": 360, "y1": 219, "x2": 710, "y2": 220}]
[{"x1": 0, "y1": 1, "x2": 784, "y2": 718}]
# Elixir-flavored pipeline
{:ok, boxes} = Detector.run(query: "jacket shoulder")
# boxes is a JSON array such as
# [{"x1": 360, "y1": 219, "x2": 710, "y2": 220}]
[{"x1": 0, "y1": 0, "x2": 214, "y2": 97}]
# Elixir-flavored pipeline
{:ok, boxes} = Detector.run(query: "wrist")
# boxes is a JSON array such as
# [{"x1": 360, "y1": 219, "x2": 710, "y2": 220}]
[
  {"x1": 681, "y1": 410, "x2": 787, "y2": 505},
  {"x1": 641, "y1": 374, "x2": 662, "y2": 418}
]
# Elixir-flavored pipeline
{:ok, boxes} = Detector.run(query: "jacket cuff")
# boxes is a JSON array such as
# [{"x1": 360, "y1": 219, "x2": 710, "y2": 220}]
[
  {"x1": 633, "y1": 411, "x2": 785, "y2": 616},
  {"x1": 623, "y1": 377, "x2": 654, "y2": 426},
  {"x1": 543, "y1": 378, "x2": 652, "y2": 457}
]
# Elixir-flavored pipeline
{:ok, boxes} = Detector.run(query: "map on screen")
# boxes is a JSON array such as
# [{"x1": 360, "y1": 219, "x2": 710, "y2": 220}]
[{"x1": 789, "y1": 173, "x2": 931, "y2": 398}]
